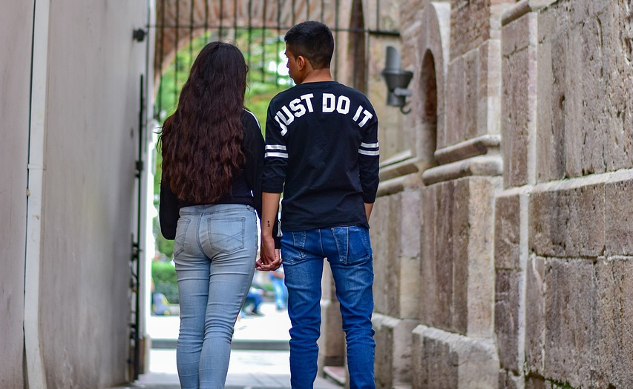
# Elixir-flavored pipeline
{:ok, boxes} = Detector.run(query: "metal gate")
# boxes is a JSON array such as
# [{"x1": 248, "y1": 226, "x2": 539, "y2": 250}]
[{"x1": 150, "y1": 0, "x2": 399, "y2": 120}]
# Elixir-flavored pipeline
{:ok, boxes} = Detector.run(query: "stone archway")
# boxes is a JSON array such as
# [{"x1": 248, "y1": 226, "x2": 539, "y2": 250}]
[
  {"x1": 153, "y1": 0, "x2": 352, "y2": 84},
  {"x1": 411, "y1": 2, "x2": 450, "y2": 163}
]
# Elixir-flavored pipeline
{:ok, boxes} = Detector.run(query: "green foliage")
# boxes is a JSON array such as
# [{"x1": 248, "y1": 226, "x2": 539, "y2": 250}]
[
  {"x1": 246, "y1": 81, "x2": 288, "y2": 134},
  {"x1": 152, "y1": 260, "x2": 179, "y2": 304},
  {"x1": 154, "y1": 29, "x2": 292, "y2": 125},
  {"x1": 152, "y1": 216, "x2": 174, "y2": 258},
  {"x1": 152, "y1": 260, "x2": 177, "y2": 284}
]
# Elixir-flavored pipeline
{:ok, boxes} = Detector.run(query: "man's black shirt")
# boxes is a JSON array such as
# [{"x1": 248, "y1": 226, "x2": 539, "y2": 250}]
[{"x1": 262, "y1": 81, "x2": 379, "y2": 232}]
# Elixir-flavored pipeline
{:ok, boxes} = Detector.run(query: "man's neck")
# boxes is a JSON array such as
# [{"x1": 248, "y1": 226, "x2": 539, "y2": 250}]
[{"x1": 300, "y1": 68, "x2": 333, "y2": 84}]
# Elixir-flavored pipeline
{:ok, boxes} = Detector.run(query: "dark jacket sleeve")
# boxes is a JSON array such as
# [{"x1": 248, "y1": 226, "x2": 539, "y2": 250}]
[
  {"x1": 159, "y1": 176, "x2": 180, "y2": 240},
  {"x1": 359, "y1": 111, "x2": 380, "y2": 204},
  {"x1": 242, "y1": 110, "x2": 265, "y2": 218},
  {"x1": 242, "y1": 110, "x2": 281, "y2": 247}
]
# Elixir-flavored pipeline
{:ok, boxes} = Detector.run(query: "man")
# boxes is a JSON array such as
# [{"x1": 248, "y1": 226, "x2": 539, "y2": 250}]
[{"x1": 256, "y1": 21, "x2": 379, "y2": 389}]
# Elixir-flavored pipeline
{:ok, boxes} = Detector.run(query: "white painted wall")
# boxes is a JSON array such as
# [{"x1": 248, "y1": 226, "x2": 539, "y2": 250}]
[
  {"x1": 38, "y1": 1, "x2": 148, "y2": 387},
  {"x1": 0, "y1": 2, "x2": 32, "y2": 387},
  {"x1": 0, "y1": 0, "x2": 151, "y2": 387}
]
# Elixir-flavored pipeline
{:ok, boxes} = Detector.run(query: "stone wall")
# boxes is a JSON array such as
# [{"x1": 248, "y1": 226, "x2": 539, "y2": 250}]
[{"x1": 370, "y1": 0, "x2": 633, "y2": 388}]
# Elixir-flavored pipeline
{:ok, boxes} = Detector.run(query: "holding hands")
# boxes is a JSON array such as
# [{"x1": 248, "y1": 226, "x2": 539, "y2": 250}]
[{"x1": 256, "y1": 235, "x2": 282, "y2": 271}]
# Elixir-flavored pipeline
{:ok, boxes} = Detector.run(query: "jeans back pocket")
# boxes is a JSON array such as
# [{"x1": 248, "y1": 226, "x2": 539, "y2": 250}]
[{"x1": 205, "y1": 216, "x2": 245, "y2": 255}]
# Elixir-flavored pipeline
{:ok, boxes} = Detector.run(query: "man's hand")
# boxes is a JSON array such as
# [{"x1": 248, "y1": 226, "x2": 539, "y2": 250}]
[
  {"x1": 256, "y1": 192, "x2": 283, "y2": 271},
  {"x1": 256, "y1": 235, "x2": 282, "y2": 271}
]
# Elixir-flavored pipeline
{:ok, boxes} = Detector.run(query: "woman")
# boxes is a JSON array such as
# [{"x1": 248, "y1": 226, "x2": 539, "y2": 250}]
[{"x1": 159, "y1": 42, "x2": 269, "y2": 389}]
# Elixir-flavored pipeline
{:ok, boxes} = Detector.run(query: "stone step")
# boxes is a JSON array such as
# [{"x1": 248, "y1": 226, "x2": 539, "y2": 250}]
[{"x1": 323, "y1": 366, "x2": 346, "y2": 386}]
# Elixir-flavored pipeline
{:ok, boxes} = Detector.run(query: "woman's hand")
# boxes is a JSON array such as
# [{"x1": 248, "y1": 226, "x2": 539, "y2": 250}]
[{"x1": 256, "y1": 235, "x2": 282, "y2": 271}]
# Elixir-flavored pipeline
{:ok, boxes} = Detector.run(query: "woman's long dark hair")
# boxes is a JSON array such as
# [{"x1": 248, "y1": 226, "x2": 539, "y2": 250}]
[{"x1": 160, "y1": 42, "x2": 247, "y2": 203}]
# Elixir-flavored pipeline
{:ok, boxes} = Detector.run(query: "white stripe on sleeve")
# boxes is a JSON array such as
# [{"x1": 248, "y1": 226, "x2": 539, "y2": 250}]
[
  {"x1": 358, "y1": 149, "x2": 380, "y2": 156},
  {"x1": 266, "y1": 145, "x2": 287, "y2": 151},
  {"x1": 265, "y1": 152, "x2": 289, "y2": 158}
]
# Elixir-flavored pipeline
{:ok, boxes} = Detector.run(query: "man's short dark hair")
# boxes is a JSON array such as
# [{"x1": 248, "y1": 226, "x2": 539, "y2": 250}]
[{"x1": 284, "y1": 21, "x2": 334, "y2": 69}]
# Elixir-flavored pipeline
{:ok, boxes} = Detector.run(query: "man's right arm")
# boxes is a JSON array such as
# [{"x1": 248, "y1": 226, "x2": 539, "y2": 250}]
[
  {"x1": 257, "y1": 102, "x2": 287, "y2": 271},
  {"x1": 256, "y1": 192, "x2": 282, "y2": 271}
]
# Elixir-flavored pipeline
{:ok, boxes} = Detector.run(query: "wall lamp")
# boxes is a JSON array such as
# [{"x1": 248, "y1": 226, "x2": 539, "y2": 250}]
[{"x1": 381, "y1": 46, "x2": 413, "y2": 114}]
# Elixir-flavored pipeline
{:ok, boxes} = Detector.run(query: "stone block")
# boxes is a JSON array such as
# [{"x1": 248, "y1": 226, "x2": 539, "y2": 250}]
[
  {"x1": 595, "y1": 258, "x2": 633, "y2": 388},
  {"x1": 502, "y1": 11, "x2": 537, "y2": 56},
  {"x1": 465, "y1": 177, "x2": 499, "y2": 337},
  {"x1": 318, "y1": 299, "x2": 345, "y2": 369},
  {"x1": 421, "y1": 182, "x2": 454, "y2": 330},
  {"x1": 543, "y1": 258, "x2": 597, "y2": 388},
  {"x1": 605, "y1": 178, "x2": 633, "y2": 256},
  {"x1": 373, "y1": 191, "x2": 421, "y2": 319},
  {"x1": 495, "y1": 194, "x2": 521, "y2": 270},
  {"x1": 371, "y1": 195, "x2": 392, "y2": 315},
  {"x1": 450, "y1": 0, "x2": 492, "y2": 59},
  {"x1": 399, "y1": 255, "x2": 420, "y2": 320},
  {"x1": 420, "y1": 178, "x2": 497, "y2": 336},
  {"x1": 529, "y1": 183, "x2": 605, "y2": 258},
  {"x1": 464, "y1": 48, "x2": 480, "y2": 141},
  {"x1": 524, "y1": 256, "x2": 545, "y2": 376},
  {"x1": 382, "y1": 193, "x2": 403, "y2": 317},
  {"x1": 501, "y1": 13, "x2": 538, "y2": 188},
  {"x1": 373, "y1": 315, "x2": 418, "y2": 389},
  {"x1": 420, "y1": 184, "x2": 439, "y2": 326},
  {"x1": 445, "y1": 55, "x2": 466, "y2": 149},
  {"x1": 411, "y1": 325, "x2": 499, "y2": 389},
  {"x1": 445, "y1": 42, "x2": 502, "y2": 151},
  {"x1": 411, "y1": 325, "x2": 458, "y2": 389},
  {"x1": 562, "y1": 22, "x2": 607, "y2": 178},
  {"x1": 451, "y1": 179, "x2": 471, "y2": 335},
  {"x1": 400, "y1": 190, "x2": 422, "y2": 259},
  {"x1": 535, "y1": 10, "x2": 566, "y2": 183},
  {"x1": 479, "y1": 40, "x2": 502, "y2": 139},
  {"x1": 535, "y1": 2, "x2": 633, "y2": 181},
  {"x1": 499, "y1": 369, "x2": 523, "y2": 389},
  {"x1": 603, "y1": 3, "x2": 633, "y2": 171},
  {"x1": 495, "y1": 269, "x2": 522, "y2": 372}
]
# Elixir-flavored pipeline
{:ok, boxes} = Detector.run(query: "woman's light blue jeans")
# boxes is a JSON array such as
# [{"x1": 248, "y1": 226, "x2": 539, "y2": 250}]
[
  {"x1": 173, "y1": 204, "x2": 258, "y2": 389},
  {"x1": 281, "y1": 226, "x2": 376, "y2": 389}
]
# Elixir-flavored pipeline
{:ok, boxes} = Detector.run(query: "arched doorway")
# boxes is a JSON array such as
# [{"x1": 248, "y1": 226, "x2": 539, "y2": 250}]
[
  {"x1": 420, "y1": 49, "x2": 438, "y2": 162},
  {"x1": 142, "y1": 1, "x2": 396, "y2": 385}
]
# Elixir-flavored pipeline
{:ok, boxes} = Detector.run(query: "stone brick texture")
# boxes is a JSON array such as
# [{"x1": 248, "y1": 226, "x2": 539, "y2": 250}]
[
  {"x1": 536, "y1": 0, "x2": 633, "y2": 182},
  {"x1": 450, "y1": 0, "x2": 493, "y2": 59},
  {"x1": 373, "y1": 0, "x2": 633, "y2": 388},
  {"x1": 420, "y1": 177, "x2": 497, "y2": 337},
  {"x1": 502, "y1": 12, "x2": 538, "y2": 187}
]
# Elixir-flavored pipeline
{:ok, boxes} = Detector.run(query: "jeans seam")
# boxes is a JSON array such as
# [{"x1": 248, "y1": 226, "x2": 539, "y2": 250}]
[{"x1": 196, "y1": 213, "x2": 204, "y2": 254}]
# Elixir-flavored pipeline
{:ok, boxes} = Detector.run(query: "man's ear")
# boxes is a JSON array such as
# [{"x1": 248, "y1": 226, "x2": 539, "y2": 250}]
[{"x1": 296, "y1": 55, "x2": 307, "y2": 70}]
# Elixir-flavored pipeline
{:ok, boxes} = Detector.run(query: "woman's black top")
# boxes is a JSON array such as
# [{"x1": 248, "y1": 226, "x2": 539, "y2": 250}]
[{"x1": 159, "y1": 109, "x2": 266, "y2": 240}]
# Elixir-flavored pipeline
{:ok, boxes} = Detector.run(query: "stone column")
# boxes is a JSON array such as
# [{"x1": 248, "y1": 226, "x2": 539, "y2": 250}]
[{"x1": 411, "y1": 0, "x2": 512, "y2": 387}]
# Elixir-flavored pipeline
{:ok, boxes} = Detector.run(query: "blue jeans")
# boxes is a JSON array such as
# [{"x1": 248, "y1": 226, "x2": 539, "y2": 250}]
[
  {"x1": 281, "y1": 226, "x2": 376, "y2": 389},
  {"x1": 173, "y1": 204, "x2": 258, "y2": 389}
]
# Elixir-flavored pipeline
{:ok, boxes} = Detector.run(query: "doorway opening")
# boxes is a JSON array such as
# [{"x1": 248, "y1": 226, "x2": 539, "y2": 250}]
[{"x1": 139, "y1": 0, "x2": 392, "y2": 384}]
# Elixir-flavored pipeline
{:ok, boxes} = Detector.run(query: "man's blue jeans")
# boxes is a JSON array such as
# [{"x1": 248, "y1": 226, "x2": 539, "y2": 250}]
[
  {"x1": 281, "y1": 226, "x2": 376, "y2": 389},
  {"x1": 173, "y1": 204, "x2": 258, "y2": 389}
]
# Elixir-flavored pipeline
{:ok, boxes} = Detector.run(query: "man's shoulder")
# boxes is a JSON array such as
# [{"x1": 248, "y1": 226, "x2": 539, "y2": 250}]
[
  {"x1": 270, "y1": 87, "x2": 298, "y2": 105},
  {"x1": 331, "y1": 83, "x2": 374, "y2": 106}
]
